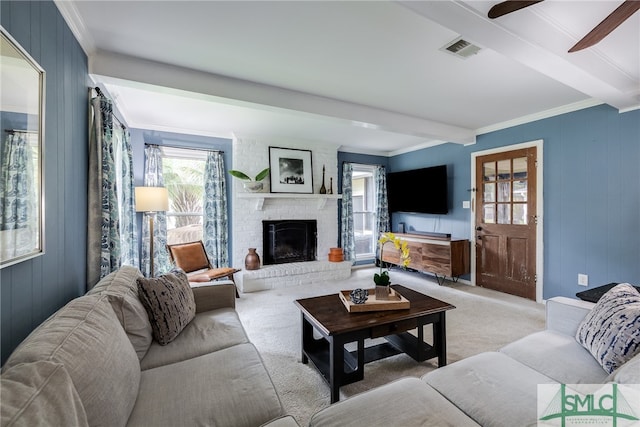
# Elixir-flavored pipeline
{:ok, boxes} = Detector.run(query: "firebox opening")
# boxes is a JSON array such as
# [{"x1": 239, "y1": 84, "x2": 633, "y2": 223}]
[{"x1": 262, "y1": 220, "x2": 317, "y2": 265}]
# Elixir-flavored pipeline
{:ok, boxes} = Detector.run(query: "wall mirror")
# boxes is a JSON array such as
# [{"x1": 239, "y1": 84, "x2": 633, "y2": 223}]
[{"x1": 0, "y1": 26, "x2": 45, "y2": 268}]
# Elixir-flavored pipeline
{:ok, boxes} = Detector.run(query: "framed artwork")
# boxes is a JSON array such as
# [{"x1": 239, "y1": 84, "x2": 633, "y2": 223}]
[{"x1": 269, "y1": 147, "x2": 313, "y2": 194}]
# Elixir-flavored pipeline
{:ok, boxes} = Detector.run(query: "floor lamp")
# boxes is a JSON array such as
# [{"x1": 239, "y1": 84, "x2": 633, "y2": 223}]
[{"x1": 135, "y1": 186, "x2": 169, "y2": 277}]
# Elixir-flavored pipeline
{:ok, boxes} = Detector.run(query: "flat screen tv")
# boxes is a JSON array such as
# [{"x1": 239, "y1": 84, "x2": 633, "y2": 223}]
[{"x1": 387, "y1": 165, "x2": 448, "y2": 214}]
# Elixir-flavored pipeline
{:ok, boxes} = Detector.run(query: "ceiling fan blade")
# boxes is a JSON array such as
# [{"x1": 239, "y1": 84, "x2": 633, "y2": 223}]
[
  {"x1": 488, "y1": 1, "x2": 544, "y2": 19},
  {"x1": 569, "y1": 0, "x2": 640, "y2": 52}
]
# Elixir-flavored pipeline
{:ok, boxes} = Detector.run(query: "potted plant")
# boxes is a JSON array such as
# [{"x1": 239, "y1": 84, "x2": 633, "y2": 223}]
[
  {"x1": 375, "y1": 232, "x2": 410, "y2": 299},
  {"x1": 228, "y1": 168, "x2": 270, "y2": 192}
]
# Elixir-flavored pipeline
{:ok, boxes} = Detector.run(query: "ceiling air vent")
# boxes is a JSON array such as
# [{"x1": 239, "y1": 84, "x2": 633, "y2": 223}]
[{"x1": 440, "y1": 37, "x2": 481, "y2": 59}]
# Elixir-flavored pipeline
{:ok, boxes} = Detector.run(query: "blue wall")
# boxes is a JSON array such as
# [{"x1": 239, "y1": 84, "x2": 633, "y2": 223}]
[
  {"x1": 1, "y1": 1, "x2": 89, "y2": 364},
  {"x1": 389, "y1": 104, "x2": 640, "y2": 299},
  {"x1": 129, "y1": 129, "x2": 234, "y2": 263}
]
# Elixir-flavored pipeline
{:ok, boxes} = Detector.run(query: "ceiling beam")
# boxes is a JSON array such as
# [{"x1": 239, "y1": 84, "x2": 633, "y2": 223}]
[{"x1": 89, "y1": 50, "x2": 476, "y2": 145}]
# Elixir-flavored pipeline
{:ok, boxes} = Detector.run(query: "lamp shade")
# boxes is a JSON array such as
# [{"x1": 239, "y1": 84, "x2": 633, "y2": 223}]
[{"x1": 135, "y1": 186, "x2": 169, "y2": 212}]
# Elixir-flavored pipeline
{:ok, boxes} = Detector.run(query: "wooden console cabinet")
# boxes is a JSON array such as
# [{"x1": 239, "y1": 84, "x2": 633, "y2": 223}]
[{"x1": 380, "y1": 233, "x2": 470, "y2": 285}]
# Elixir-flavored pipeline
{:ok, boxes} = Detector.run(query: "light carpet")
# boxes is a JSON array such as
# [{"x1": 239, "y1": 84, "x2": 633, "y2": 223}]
[{"x1": 235, "y1": 266, "x2": 546, "y2": 426}]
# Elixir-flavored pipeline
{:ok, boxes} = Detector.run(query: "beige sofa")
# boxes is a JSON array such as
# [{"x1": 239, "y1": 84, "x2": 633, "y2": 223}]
[
  {"x1": 1, "y1": 265, "x2": 291, "y2": 427},
  {"x1": 308, "y1": 296, "x2": 640, "y2": 427}
]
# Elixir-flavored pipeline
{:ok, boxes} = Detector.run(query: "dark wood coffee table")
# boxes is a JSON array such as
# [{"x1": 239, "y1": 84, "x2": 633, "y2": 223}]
[{"x1": 294, "y1": 284, "x2": 455, "y2": 403}]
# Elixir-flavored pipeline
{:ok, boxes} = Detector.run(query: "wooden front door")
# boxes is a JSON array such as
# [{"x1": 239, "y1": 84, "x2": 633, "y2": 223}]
[{"x1": 475, "y1": 147, "x2": 537, "y2": 300}]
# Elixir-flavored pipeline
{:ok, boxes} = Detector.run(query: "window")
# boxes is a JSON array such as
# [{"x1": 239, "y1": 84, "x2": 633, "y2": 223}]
[
  {"x1": 352, "y1": 164, "x2": 376, "y2": 260},
  {"x1": 161, "y1": 147, "x2": 207, "y2": 245}
]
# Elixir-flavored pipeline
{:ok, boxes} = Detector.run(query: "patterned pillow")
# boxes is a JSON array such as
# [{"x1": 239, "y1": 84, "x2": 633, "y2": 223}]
[
  {"x1": 137, "y1": 270, "x2": 196, "y2": 345},
  {"x1": 576, "y1": 283, "x2": 640, "y2": 373}
]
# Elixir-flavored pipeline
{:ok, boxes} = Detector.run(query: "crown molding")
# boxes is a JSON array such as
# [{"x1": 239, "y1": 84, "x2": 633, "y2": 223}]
[
  {"x1": 54, "y1": 1, "x2": 96, "y2": 56},
  {"x1": 475, "y1": 99, "x2": 603, "y2": 136}
]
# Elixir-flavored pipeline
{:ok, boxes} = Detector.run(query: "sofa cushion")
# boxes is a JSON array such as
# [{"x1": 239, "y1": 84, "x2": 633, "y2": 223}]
[
  {"x1": 86, "y1": 265, "x2": 152, "y2": 360},
  {"x1": 576, "y1": 283, "x2": 640, "y2": 374},
  {"x1": 3, "y1": 295, "x2": 140, "y2": 427},
  {"x1": 1, "y1": 361, "x2": 88, "y2": 427},
  {"x1": 500, "y1": 330, "x2": 608, "y2": 384},
  {"x1": 137, "y1": 269, "x2": 196, "y2": 345},
  {"x1": 140, "y1": 307, "x2": 249, "y2": 370},
  {"x1": 606, "y1": 352, "x2": 640, "y2": 384},
  {"x1": 309, "y1": 377, "x2": 480, "y2": 427},
  {"x1": 423, "y1": 352, "x2": 556, "y2": 427},
  {"x1": 128, "y1": 343, "x2": 284, "y2": 427}
]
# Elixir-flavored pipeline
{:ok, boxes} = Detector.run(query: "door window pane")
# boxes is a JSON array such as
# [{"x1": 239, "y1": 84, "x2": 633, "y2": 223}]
[
  {"x1": 497, "y1": 160, "x2": 511, "y2": 180},
  {"x1": 513, "y1": 204, "x2": 528, "y2": 225},
  {"x1": 497, "y1": 203, "x2": 511, "y2": 224},
  {"x1": 483, "y1": 205, "x2": 495, "y2": 223},
  {"x1": 483, "y1": 183, "x2": 496, "y2": 203},
  {"x1": 483, "y1": 162, "x2": 496, "y2": 181},
  {"x1": 513, "y1": 180, "x2": 527, "y2": 202},
  {"x1": 498, "y1": 181, "x2": 511, "y2": 202},
  {"x1": 513, "y1": 157, "x2": 527, "y2": 179}
]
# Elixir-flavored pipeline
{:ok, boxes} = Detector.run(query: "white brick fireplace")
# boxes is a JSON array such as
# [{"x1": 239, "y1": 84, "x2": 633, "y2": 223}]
[{"x1": 231, "y1": 136, "x2": 351, "y2": 292}]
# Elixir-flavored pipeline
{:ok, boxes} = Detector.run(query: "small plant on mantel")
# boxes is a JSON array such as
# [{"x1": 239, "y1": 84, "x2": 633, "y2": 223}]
[{"x1": 228, "y1": 168, "x2": 270, "y2": 192}]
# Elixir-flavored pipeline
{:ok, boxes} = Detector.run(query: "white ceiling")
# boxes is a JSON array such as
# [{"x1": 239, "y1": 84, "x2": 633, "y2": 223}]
[{"x1": 55, "y1": 0, "x2": 639, "y2": 156}]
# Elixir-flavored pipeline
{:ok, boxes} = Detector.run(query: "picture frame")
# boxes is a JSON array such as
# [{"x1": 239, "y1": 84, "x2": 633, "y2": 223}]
[{"x1": 269, "y1": 147, "x2": 313, "y2": 194}]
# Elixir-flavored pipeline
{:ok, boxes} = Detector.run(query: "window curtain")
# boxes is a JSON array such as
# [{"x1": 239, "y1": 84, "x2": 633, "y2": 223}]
[
  {"x1": 374, "y1": 165, "x2": 390, "y2": 236},
  {"x1": 340, "y1": 162, "x2": 356, "y2": 262},
  {"x1": 87, "y1": 94, "x2": 138, "y2": 288},
  {"x1": 203, "y1": 152, "x2": 228, "y2": 267},
  {"x1": 0, "y1": 131, "x2": 37, "y2": 259},
  {"x1": 141, "y1": 145, "x2": 171, "y2": 277}
]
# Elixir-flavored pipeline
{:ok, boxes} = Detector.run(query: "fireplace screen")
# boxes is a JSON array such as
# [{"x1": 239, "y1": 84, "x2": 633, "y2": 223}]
[{"x1": 263, "y1": 220, "x2": 317, "y2": 265}]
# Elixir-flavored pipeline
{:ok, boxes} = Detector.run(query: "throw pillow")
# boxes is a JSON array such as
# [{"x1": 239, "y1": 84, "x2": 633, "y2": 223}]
[
  {"x1": 576, "y1": 283, "x2": 640, "y2": 374},
  {"x1": 137, "y1": 269, "x2": 196, "y2": 345}
]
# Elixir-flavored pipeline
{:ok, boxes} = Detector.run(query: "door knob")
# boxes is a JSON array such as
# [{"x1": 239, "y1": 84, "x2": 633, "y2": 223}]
[{"x1": 476, "y1": 226, "x2": 482, "y2": 231}]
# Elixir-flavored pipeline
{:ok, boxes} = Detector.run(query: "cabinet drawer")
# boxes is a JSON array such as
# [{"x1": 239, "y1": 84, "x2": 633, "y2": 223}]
[{"x1": 371, "y1": 318, "x2": 417, "y2": 338}]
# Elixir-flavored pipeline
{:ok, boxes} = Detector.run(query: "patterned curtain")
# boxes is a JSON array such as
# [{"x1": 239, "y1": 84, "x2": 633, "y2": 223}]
[
  {"x1": 0, "y1": 131, "x2": 37, "y2": 259},
  {"x1": 141, "y1": 145, "x2": 171, "y2": 277},
  {"x1": 374, "y1": 165, "x2": 390, "y2": 236},
  {"x1": 203, "y1": 152, "x2": 228, "y2": 267},
  {"x1": 87, "y1": 95, "x2": 138, "y2": 288},
  {"x1": 340, "y1": 162, "x2": 356, "y2": 262},
  {"x1": 119, "y1": 129, "x2": 139, "y2": 268}
]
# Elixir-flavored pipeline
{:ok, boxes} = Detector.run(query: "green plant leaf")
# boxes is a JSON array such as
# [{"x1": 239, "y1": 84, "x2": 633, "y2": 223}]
[
  {"x1": 254, "y1": 168, "x2": 270, "y2": 182},
  {"x1": 229, "y1": 170, "x2": 251, "y2": 180},
  {"x1": 373, "y1": 271, "x2": 390, "y2": 286}
]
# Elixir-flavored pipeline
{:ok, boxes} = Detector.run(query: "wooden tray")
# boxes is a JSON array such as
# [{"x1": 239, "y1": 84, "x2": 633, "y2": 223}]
[{"x1": 339, "y1": 288, "x2": 410, "y2": 312}]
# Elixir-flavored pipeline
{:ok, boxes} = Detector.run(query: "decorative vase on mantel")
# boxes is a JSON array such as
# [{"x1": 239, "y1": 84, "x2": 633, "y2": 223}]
[
  {"x1": 245, "y1": 248, "x2": 260, "y2": 270},
  {"x1": 319, "y1": 165, "x2": 327, "y2": 194}
]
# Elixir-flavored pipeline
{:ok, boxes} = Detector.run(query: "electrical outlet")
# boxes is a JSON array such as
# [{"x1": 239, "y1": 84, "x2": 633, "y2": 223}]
[{"x1": 578, "y1": 274, "x2": 589, "y2": 287}]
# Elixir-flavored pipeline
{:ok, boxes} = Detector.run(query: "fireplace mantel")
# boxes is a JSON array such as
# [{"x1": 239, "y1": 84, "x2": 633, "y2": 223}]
[{"x1": 237, "y1": 193, "x2": 342, "y2": 210}]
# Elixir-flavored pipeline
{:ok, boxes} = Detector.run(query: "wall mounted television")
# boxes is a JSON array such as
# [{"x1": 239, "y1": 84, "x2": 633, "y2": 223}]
[{"x1": 387, "y1": 165, "x2": 448, "y2": 214}]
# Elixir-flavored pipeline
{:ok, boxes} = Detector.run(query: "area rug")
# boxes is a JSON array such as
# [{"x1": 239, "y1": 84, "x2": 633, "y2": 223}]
[{"x1": 235, "y1": 266, "x2": 545, "y2": 425}]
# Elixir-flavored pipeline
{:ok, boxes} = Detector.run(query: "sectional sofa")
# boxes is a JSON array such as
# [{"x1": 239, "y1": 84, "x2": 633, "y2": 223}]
[
  {"x1": 2, "y1": 265, "x2": 638, "y2": 427},
  {"x1": 308, "y1": 287, "x2": 640, "y2": 426},
  {"x1": 0, "y1": 265, "x2": 288, "y2": 426}
]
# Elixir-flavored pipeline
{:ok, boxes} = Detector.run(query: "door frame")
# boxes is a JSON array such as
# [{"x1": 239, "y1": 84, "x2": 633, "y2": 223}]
[{"x1": 470, "y1": 139, "x2": 544, "y2": 303}]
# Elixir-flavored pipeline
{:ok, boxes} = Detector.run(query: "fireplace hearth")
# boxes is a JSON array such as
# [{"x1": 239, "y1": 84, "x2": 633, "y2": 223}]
[{"x1": 263, "y1": 220, "x2": 317, "y2": 265}]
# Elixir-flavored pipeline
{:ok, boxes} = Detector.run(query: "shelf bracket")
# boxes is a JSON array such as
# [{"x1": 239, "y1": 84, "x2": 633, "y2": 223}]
[{"x1": 255, "y1": 197, "x2": 265, "y2": 211}]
